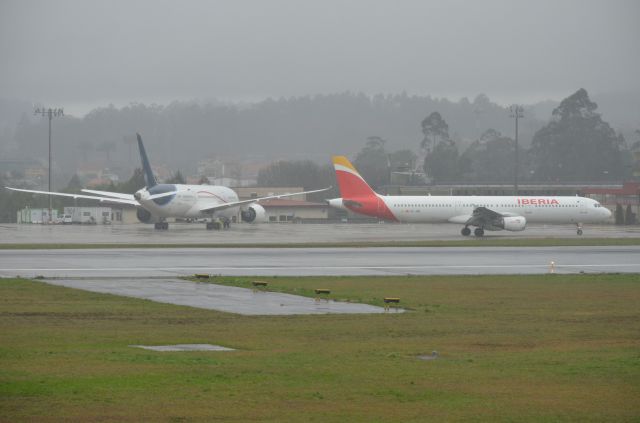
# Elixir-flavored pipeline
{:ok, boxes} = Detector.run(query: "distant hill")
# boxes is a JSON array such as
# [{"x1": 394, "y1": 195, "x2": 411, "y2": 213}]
[{"x1": 1, "y1": 91, "x2": 636, "y2": 183}]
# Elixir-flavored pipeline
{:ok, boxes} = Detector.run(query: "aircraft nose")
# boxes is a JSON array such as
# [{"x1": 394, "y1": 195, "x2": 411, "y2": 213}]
[{"x1": 605, "y1": 207, "x2": 612, "y2": 218}]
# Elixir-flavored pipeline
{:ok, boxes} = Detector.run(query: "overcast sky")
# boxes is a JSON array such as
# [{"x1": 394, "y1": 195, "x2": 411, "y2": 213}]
[{"x1": 1, "y1": 0, "x2": 638, "y2": 116}]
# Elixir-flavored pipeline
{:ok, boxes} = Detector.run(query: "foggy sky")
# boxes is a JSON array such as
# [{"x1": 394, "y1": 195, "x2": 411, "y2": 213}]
[{"x1": 1, "y1": 0, "x2": 638, "y2": 116}]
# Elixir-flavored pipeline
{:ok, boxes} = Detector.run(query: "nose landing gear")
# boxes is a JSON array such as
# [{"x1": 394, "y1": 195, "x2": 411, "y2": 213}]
[{"x1": 576, "y1": 223, "x2": 583, "y2": 236}]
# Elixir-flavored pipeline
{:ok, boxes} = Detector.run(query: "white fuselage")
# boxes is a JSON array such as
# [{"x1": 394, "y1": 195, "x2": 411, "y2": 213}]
[
  {"x1": 381, "y1": 195, "x2": 610, "y2": 224},
  {"x1": 137, "y1": 184, "x2": 240, "y2": 219}
]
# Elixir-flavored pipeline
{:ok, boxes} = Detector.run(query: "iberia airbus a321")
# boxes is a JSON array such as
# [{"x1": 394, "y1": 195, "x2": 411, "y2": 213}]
[{"x1": 326, "y1": 156, "x2": 611, "y2": 236}]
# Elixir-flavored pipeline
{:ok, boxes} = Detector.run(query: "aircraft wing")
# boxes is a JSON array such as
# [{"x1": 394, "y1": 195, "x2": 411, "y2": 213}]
[
  {"x1": 81, "y1": 189, "x2": 136, "y2": 200},
  {"x1": 464, "y1": 206, "x2": 507, "y2": 227},
  {"x1": 5, "y1": 187, "x2": 140, "y2": 206},
  {"x1": 199, "y1": 187, "x2": 331, "y2": 213}
]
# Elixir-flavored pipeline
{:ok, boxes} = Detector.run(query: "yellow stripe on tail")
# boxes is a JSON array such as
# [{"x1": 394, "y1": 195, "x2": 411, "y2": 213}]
[{"x1": 332, "y1": 156, "x2": 360, "y2": 174}]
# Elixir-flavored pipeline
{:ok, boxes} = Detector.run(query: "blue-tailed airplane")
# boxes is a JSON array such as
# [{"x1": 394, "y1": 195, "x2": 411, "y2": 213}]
[{"x1": 7, "y1": 134, "x2": 329, "y2": 230}]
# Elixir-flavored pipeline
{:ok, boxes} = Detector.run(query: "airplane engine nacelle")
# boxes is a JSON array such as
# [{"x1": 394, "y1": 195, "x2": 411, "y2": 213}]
[
  {"x1": 326, "y1": 198, "x2": 347, "y2": 210},
  {"x1": 136, "y1": 208, "x2": 159, "y2": 224},
  {"x1": 241, "y1": 204, "x2": 267, "y2": 223},
  {"x1": 500, "y1": 216, "x2": 526, "y2": 231}
]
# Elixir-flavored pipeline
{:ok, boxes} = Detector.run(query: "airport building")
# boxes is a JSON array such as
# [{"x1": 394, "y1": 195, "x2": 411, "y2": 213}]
[
  {"x1": 16, "y1": 207, "x2": 138, "y2": 225},
  {"x1": 259, "y1": 199, "x2": 329, "y2": 222},
  {"x1": 16, "y1": 208, "x2": 59, "y2": 224},
  {"x1": 582, "y1": 181, "x2": 640, "y2": 224}
]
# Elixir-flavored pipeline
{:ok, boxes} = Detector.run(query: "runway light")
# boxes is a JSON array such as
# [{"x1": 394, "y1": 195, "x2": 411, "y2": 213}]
[
  {"x1": 384, "y1": 297, "x2": 400, "y2": 312},
  {"x1": 549, "y1": 261, "x2": 556, "y2": 274},
  {"x1": 315, "y1": 288, "x2": 331, "y2": 301},
  {"x1": 252, "y1": 281, "x2": 268, "y2": 292}
]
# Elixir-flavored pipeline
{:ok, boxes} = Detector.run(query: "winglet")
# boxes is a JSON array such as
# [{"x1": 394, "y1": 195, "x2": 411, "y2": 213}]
[
  {"x1": 331, "y1": 155, "x2": 377, "y2": 199},
  {"x1": 137, "y1": 133, "x2": 157, "y2": 188}
]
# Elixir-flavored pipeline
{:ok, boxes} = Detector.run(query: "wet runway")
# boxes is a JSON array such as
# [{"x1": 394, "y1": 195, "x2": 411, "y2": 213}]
[
  {"x1": 42, "y1": 278, "x2": 388, "y2": 315},
  {"x1": 1, "y1": 222, "x2": 639, "y2": 245},
  {"x1": 1, "y1": 246, "x2": 638, "y2": 277}
]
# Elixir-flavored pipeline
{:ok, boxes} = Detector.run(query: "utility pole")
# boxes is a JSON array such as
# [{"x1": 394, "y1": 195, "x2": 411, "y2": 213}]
[
  {"x1": 509, "y1": 105, "x2": 524, "y2": 195},
  {"x1": 34, "y1": 107, "x2": 64, "y2": 223}
]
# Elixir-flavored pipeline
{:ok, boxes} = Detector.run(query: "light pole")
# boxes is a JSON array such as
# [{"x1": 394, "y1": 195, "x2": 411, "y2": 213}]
[
  {"x1": 34, "y1": 107, "x2": 64, "y2": 223},
  {"x1": 509, "y1": 105, "x2": 524, "y2": 195}
]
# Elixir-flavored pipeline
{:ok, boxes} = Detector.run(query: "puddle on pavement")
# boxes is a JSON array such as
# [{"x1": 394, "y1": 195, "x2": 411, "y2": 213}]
[{"x1": 130, "y1": 344, "x2": 235, "y2": 352}]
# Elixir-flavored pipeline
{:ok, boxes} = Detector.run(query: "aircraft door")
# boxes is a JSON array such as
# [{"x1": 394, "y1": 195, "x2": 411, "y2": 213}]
[{"x1": 578, "y1": 199, "x2": 588, "y2": 216}]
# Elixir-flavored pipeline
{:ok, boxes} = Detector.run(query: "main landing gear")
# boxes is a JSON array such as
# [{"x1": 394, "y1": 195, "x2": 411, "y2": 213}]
[
  {"x1": 460, "y1": 226, "x2": 484, "y2": 237},
  {"x1": 154, "y1": 221, "x2": 169, "y2": 230}
]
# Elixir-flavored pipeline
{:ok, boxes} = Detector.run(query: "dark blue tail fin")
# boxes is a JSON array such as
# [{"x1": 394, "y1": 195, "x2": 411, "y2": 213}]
[{"x1": 137, "y1": 133, "x2": 157, "y2": 188}]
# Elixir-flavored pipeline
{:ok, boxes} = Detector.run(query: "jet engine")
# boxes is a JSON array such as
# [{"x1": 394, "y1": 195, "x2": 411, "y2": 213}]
[
  {"x1": 136, "y1": 208, "x2": 159, "y2": 224},
  {"x1": 241, "y1": 204, "x2": 267, "y2": 223},
  {"x1": 499, "y1": 216, "x2": 526, "y2": 231}
]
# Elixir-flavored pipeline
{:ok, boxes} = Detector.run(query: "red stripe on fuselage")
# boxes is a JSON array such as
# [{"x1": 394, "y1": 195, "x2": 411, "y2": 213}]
[{"x1": 197, "y1": 190, "x2": 228, "y2": 204}]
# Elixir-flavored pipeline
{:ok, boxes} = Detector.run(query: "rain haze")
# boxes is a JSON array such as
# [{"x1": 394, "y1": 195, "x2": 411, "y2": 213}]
[
  {"x1": 2, "y1": 3, "x2": 640, "y2": 421},
  {"x1": 0, "y1": 0, "x2": 639, "y2": 182},
  {"x1": 1, "y1": 0, "x2": 639, "y2": 115}
]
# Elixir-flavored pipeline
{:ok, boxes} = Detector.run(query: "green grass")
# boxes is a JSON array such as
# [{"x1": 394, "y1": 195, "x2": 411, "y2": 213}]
[
  {"x1": 1, "y1": 236, "x2": 640, "y2": 249},
  {"x1": 1, "y1": 274, "x2": 640, "y2": 422}
]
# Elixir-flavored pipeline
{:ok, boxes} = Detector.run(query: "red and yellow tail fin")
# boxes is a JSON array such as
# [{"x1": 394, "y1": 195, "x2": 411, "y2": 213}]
[{"x1": 332, "y1": 156, "x2": 377, "y2": 199}]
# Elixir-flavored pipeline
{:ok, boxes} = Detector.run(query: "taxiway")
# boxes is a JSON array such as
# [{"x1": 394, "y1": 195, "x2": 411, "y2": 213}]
[
  {"x1": 1, "y1": 246, "x2": 638, "y2": 277},
  {"x1": 1, "y1": 222, "x2": 639, "y2": 245}
]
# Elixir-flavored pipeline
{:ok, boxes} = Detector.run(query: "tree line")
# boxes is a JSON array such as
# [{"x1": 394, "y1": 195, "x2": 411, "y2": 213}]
[
  {"x1": 1, "y1": 89, "x2": 637, "y2": 222},
  {"x1": 258, "y1": 89, "x2": 635, "y2": 191}
]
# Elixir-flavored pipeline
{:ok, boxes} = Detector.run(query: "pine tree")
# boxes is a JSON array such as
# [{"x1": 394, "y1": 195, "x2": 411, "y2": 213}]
[{"x1": 529, "y1": 89, "x2": 626, "y2": 182}]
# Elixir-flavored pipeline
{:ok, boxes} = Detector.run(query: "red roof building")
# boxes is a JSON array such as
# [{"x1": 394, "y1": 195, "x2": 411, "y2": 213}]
[{"x1": 582, "y1": 182, "x2": 640, "y2": 206}]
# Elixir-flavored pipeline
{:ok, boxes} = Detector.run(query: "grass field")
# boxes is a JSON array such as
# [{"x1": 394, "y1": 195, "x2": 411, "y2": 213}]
[{"x1": 1, "y1": 274, "x2": 639, "y2": 422}]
